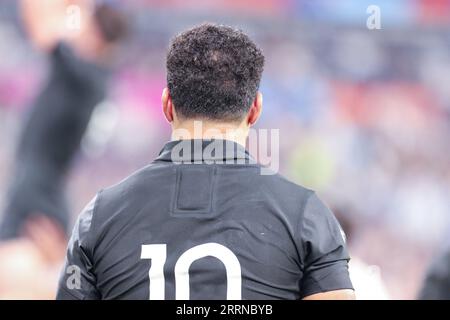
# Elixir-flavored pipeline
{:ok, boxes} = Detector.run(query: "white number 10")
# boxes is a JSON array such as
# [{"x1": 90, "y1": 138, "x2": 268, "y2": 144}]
[{"x1": 140, "y1": 242, "x2": 242, "y2": 300}]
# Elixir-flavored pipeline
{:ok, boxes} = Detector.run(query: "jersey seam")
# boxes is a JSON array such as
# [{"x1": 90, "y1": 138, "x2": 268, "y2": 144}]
[
  {"x1": 88, "y1": 189, "x2": 103, "y2": 259},
  {"x1": 295, "y1": 190, "x2": 315, "y2": 270}
]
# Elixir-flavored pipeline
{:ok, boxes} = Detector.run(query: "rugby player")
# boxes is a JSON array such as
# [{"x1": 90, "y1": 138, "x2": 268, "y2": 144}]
[{"x1": 56, "y1": 23, "x2": 355, "y2": 300}]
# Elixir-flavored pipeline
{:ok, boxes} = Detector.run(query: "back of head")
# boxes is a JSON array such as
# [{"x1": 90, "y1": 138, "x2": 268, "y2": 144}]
[{"x1": 166, "y1": 23, "x2": 265, "y2": 122}]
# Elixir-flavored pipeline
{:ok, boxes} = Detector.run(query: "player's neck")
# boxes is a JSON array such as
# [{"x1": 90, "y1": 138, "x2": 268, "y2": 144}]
[{"x1": 171, "y1": 120, "x2": 248, "y2": 147}]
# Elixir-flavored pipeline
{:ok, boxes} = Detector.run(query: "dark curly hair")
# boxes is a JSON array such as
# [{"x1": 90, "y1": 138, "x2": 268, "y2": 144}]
[{"x1": 166, "y1": 23, "x2": 265, "y2": 122}]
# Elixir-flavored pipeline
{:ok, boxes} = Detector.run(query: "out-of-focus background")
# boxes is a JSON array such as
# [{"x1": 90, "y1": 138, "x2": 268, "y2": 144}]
[{"x1": 0, "y1": 0, "x2": 449, "y2": 299}]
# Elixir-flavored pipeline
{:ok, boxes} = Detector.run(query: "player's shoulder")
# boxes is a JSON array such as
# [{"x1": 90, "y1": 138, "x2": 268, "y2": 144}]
[
  {"x1": 238, "y1": 166, "x2": 317, "y2": 222},
  {"x1": 101, "y1": 162, "x2": 172, "y2": 198},
  {"x1": 254, "y1": 167, "x2": 314, "y2": 202},
  {"x1": 88, "y1": 162, "x2": 171, "y2": 218}
]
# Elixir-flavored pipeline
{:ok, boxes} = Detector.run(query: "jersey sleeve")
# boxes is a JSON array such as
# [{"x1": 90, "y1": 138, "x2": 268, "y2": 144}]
[
  {"x1": 56, "y1": 196, "x2": 100, "y2": 300},
  {"x1": 298, "y1": 192, "x2": 353, "y2": 298}
]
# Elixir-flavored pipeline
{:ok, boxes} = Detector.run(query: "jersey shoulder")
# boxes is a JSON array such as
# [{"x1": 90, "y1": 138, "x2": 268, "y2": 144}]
[
  {"x1": 252, "y1": 169, "x2": 315, "y2": 210},
  {"x1": 88, "y1": 162, "x2": 173, "y2": 228}
]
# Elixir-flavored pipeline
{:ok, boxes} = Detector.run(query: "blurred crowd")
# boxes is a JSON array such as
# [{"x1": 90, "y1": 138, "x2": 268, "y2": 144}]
[{"x1": 1, "y1": 0, "x2": 450, "y2": 299}]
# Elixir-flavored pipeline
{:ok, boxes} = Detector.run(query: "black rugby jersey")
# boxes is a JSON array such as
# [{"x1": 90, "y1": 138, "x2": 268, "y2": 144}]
[{"x1": 56, "y1": 139, "x2": 352, "y2": 300}]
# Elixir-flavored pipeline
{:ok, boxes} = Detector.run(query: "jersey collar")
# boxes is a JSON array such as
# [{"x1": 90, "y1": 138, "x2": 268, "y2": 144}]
[{"x1": 155, "y1": 139, "x2": 255, "y2": 164}]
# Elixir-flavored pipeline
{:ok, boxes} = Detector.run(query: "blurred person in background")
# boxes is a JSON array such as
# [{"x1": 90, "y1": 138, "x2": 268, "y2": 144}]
[
  {"x1": 418, "y1": 239, "x2": 450, "y2": 299},
  {"x1": 0, "y1": 0, "x2": 126, "y2": 299}
]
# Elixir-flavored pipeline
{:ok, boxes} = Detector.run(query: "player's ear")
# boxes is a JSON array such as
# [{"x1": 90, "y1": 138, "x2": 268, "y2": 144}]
[
  {"x1": 247, "y1": 92, "x2": 263, "y2": 127},
  {"x1": 162, "y1": 87, "x2": 174, "y2": 123}
]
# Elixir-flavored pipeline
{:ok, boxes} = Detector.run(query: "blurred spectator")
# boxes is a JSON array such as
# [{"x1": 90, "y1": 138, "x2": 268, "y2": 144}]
[
  {"x1": 0, "y1": 0, "x2": 126, "y2": 298},
  {"x1": 418, "y1": 235, "x2": 450, "y2": 299}
]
